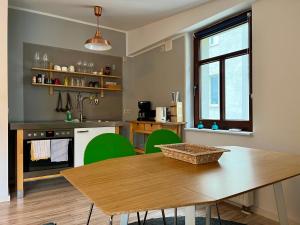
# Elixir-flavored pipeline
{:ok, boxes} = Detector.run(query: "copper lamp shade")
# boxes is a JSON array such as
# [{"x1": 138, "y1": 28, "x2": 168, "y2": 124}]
[{"x1": 84, "y1": 6, "x2": 112, "y2": 51}]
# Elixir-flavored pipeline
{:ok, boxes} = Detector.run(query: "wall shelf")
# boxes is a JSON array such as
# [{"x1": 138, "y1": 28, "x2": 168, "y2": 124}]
[
  {"x1": 32, "y1": 83, "x2": 121, "y2": 92},
  {"x1": 31, "y1": 67, "x2": 122, "y2": 96},
  {"x1": 31, "y1": 67, "x2": 121, "y2": 79}
]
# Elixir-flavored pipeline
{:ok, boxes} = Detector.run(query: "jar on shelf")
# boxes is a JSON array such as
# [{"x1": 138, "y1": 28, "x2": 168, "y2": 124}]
[{"x1": 64, "y1": 77, "x2": 69, "y2": 86}]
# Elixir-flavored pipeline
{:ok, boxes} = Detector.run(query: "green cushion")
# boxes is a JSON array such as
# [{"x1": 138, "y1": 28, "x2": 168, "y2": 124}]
[
  {"x1": 145, "y1": 129, "x2": 182, "y2": 154},
  {"x1": 84, "y1": 133, "x2": 135, "y2": 165}
]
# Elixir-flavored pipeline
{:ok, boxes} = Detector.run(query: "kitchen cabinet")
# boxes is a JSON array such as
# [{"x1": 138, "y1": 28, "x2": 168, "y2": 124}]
[{"x1": 74, "y1": 127, "x2": 116, "y2": 167}]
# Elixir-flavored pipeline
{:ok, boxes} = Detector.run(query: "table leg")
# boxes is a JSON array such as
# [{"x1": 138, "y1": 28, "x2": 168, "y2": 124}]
[
  {"x1": 109, "y1": 215, "x2": 114, "y2": 225},
  {"x1": 120, "y1": 214, "x2": 129, "y2": 225},
  {"x1": 206, "y1": 205, "x2": 211, "y2": 225},
  {"x1": 129, "y1": 123, "x2": 134, "y2": 145},
  {"x1": 273, "y1": 182, "x2": 289, "y2": 225},
  {"x1": 185, "y1": 205, "x2": 195, "y2": 225},
  {"x1": 17, "y1": 129, "x2": 24, "y2": 199},
  {"x1": 174, "y1": 208, "x2": 177, "y2": 225}
]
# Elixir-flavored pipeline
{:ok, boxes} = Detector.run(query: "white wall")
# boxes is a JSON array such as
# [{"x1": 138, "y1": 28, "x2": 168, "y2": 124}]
[
  {"x1": 186, "y1": 0, "x2": 300, "y2": 223},
  {"x1": 127, "y1": 0, "x2": 255, "y2": 56},
  {"x1": 0, "y1": 0, "x2": 9, "y2": 202}
]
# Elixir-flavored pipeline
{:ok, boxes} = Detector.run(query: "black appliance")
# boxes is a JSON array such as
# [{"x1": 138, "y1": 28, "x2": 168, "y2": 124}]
[
  {"x1": 23, "y1": 129, "x2": 74, "y2": 172},
  {"x1": 137, "y1": 101, "x2": 155, "y2": 121}
]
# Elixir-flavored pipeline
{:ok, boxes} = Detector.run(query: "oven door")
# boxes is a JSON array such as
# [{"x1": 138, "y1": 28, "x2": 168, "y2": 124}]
[{"x1": 23, "y1": 138, "x2": 74, "y2": 172}]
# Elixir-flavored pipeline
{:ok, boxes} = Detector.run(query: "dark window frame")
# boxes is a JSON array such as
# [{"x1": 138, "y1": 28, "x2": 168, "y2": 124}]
[{"x1": 193, "y1": 11, "x2": 253, "y2": 131}]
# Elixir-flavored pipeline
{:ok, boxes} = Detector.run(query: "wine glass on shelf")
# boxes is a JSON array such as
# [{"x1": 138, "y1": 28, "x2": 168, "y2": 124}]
[
  {"x1": 33, "y1": 52, "x2": 40, "y2": 68},
  {"x1": 77, "y1": 60, "x2": 82, "y2": 72},
  {"x1": 83, "y1": 61, "x2": 88, "y2": 73},
  {"x1": 42, "y1": 53, "x2": 49, "y2": 69},
  {"x1": 90, "y1": 62, "x2": 94, "y2": 73}
]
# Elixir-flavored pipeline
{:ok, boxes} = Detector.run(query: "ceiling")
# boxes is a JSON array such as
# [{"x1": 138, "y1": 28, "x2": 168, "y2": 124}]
[{"x1": 9, "y1": 0, "x2": 212, "y2": 31}]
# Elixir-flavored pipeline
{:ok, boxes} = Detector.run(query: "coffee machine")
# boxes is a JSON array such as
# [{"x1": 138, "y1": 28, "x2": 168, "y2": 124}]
[{"x1": 137, "y1": 101, "x2": 155, "y2": 121}]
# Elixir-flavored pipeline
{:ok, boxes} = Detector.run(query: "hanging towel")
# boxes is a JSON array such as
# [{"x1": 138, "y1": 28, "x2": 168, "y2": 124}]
[
  {"x1": 31, "y1": 140, "x2": 51, "y2": 161},
  {"x1": 50, "y1": 139, "x2": 69, "y2": 162}
]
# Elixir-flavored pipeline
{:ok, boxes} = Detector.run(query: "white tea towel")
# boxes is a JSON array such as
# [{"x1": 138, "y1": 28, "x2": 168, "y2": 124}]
[
  {"x1": 50, "y1": 139, "x2": 69, "y2": 162},
  {"x1": 31, "y1": 140, "x2": 51, "y2": 161}
]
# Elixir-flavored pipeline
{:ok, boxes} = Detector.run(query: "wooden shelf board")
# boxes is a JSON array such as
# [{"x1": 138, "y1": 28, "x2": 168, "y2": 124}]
[
  {"x1": 32, "y1": 83, "x2": 122, "y2": 91},
  {"x1": 134, "y1": 130, "x2": 152, "y2": 134},
  {"x1": 32, "y1": 67, "x2": 121, "y2": 79},
  {"x1": 24, "y1": 174, "x2": 62, "y2": 182}
]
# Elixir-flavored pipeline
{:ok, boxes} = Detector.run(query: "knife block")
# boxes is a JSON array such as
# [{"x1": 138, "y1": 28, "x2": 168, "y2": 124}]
[{"x1": 170, "y1": 102, "x2": 183, "y2": 123}]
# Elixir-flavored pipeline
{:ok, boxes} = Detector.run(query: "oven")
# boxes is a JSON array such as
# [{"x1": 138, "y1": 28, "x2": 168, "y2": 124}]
[{"x1": 23, "y1": 129, "x2": 74, "y2": 172}]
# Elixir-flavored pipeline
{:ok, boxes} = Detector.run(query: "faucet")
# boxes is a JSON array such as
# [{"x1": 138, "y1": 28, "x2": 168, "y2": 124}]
[{"x1": 76, "y1": 93, "x2": 91, "y2": 122}]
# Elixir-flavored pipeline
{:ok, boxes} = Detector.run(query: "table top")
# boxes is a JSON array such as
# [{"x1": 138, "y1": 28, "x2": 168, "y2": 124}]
[{"x1": 61, "y1": 146, "x2": 300, "y2": 216}]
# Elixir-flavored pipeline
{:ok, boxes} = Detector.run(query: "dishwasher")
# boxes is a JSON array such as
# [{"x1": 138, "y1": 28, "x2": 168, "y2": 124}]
[{"x1": 74, "y1": 127, "x2": 115, "y2": 167}]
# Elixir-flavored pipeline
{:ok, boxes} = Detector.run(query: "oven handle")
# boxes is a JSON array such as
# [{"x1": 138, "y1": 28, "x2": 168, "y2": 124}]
[
  {"x1": 77, "y1": 130, "x2": 89, "y2": 133},
  {"x1": 26, "y1": 138, "x2": 73, "y2": 144}
]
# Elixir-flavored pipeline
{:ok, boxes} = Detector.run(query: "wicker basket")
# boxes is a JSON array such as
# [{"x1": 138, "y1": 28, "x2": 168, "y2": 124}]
[{"x1": 155, "y1": 143, "x2": 229, "y2": 165}]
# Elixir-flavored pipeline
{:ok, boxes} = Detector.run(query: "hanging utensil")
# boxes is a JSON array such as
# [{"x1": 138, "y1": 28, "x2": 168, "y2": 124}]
[
  {"x1": 64, "y1": 92, "x2": 72, "y2": 111},
  {"x1": 55, "y1": 91, "x2": 63, "y2": 112},
  {"x1": 94, "y1": 94, "x2": 99, "y2": 105}
]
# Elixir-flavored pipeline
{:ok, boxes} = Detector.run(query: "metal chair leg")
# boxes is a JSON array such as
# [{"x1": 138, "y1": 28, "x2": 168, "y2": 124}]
[
  {"x1": 174, "y1": 208, "x2": 177, "y2": 225},
  {"x1": 216, "y1": 203, "x2": 222, "y2": 225},
  {"x1": 109, "y1": 215, "x2": 114, "y2": 225},
  {"x1": 142, "y1": 211, "x2": 148, "y2": 225},
  {"x1": 161, "y1": 209, "x2": 167, "y2": 225},
  {"x1": 137, "y1": 212, "x2": 141, "y2": 225},
  {"x1": 87, "y1": 203, "x2": 94, "y2": 225}
]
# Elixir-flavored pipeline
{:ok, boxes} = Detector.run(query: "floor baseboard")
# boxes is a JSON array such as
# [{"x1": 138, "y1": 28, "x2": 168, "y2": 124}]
[{"x1": 0, "y1": 194, "x2": 10, "y2": 202}]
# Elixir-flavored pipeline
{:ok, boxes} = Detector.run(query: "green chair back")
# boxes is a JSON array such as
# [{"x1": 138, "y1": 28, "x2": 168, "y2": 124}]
[
  {"x1": 145, "y1": 129, "x2": 182, "y2": 154},
  {"x1": 84, "y1": 133, "x2": 135, "y2": 165}
]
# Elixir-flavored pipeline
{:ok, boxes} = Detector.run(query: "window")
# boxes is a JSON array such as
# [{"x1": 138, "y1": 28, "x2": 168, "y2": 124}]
[{"x1": 194, "y1": 11, "x2": 252, "y2": 131}]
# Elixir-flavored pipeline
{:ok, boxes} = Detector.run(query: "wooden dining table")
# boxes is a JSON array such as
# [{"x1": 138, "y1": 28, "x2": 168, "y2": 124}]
[{"x1": 61, "y1": 146, "x2": 300, "y2": 225}]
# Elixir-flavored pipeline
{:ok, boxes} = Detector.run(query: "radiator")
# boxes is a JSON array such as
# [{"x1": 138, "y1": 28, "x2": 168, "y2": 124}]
[{"x1": 227, "y1": 192, "x2": 254, "y2": 208}]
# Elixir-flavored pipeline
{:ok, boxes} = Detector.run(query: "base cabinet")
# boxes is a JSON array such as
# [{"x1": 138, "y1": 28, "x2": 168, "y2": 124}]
[{"x1": 74, "y1": 127, "x2": 115, "y2": 167}]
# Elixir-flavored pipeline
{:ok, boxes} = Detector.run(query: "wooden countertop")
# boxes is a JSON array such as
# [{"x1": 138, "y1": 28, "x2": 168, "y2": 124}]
[
  {"x1": 61, "y1": 146, "x2": 300, "y2": 216},
  {"x1": 10, "y1": 120, "x2": 125, "y2": 130}
]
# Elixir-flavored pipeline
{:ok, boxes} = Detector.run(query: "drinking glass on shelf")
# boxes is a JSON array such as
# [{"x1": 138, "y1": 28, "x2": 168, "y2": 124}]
[
  {"x1": 76, "y1": 60, "x2": 82, "y2": 72},
  {"x1": 70, "y1": 77, "x2": 74, "y2": 87},
  {"x1": 33, "y1": 52, "x2": 40, "y2": 68},
  {"x1": 80, "y1": 78, "x2": 86, "y2": 87},
  {"x1": 42, "y1": 53, "x2": 49, "y2": 69},
  {"x1": 76, "y1": 78, "x2": 81, "y2": 87}
]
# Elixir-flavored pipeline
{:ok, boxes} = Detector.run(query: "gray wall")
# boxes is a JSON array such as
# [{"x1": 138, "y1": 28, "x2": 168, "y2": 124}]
[
  {"x1": 123, "y1": 37, "x2": 185, "y2": 121},
  {"x1": 8, "y1": 8, "x2": 126, "y2": 121},
  {"x1": 23, "y1": 43, "x2": 123, "y2": 121}
]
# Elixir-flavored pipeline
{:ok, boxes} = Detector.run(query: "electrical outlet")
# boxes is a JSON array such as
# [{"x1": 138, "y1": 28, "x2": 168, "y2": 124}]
[{"x1": 123, "y1": 109, "x2": 131, "y2": 114}]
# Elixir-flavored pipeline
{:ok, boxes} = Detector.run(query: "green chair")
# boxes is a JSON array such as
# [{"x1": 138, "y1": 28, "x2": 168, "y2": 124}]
[
  {"x1": 142, "y1": 129, "x2": 181, "y2": 225},
  {"x1": 84, "y1": 133, "x2": 135, "y2": 165},
  {"x1": 84, "y1": 133, "x2": 135, "y2": 225},
  {"x1": 144, "y1": 130, "x2": 222, "y2": 225},
  {"x1": 145, "y1": 129, "x2": 182, "y2": 154}
]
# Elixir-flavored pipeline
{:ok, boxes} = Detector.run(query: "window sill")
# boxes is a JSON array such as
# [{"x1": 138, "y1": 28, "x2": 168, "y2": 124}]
[{"x1": 184, "y1": 128, "x2": 253, "y2": 136}]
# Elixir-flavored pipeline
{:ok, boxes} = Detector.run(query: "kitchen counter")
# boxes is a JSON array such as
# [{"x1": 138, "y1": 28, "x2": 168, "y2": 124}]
[{"x1": 10, "y1": 120, "x2": 125, "y2": 130}]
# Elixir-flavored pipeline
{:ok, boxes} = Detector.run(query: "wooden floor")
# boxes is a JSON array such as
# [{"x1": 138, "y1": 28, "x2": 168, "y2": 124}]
[{"x1": 0, "y1": 178, "x2": 279, "y2": 225}]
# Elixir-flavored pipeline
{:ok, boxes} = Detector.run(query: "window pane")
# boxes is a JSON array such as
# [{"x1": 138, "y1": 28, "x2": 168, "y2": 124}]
[
  {"x1": 200, "y1": 23, "x2": 249, "y2": 60},
  {"x1": 200, "y1": 62, "x2": 220, "y2": 120},
  {"x1": 225, "y1": 55, "x2": 250, "y2": 121}
]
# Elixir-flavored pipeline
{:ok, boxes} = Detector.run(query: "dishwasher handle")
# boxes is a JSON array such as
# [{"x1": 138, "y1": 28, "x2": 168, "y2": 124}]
[{"x1": 77, "y1": 130, "x2": 89, "y2": 133}]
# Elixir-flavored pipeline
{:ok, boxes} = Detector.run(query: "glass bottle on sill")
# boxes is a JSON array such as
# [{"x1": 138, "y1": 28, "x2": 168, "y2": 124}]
[
  {"x1": 211, "y1": 122, "x2": 219, "y2": 130},
  {"x1": 197, "y1": 121, "x2": 204, "y2": 129}
]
